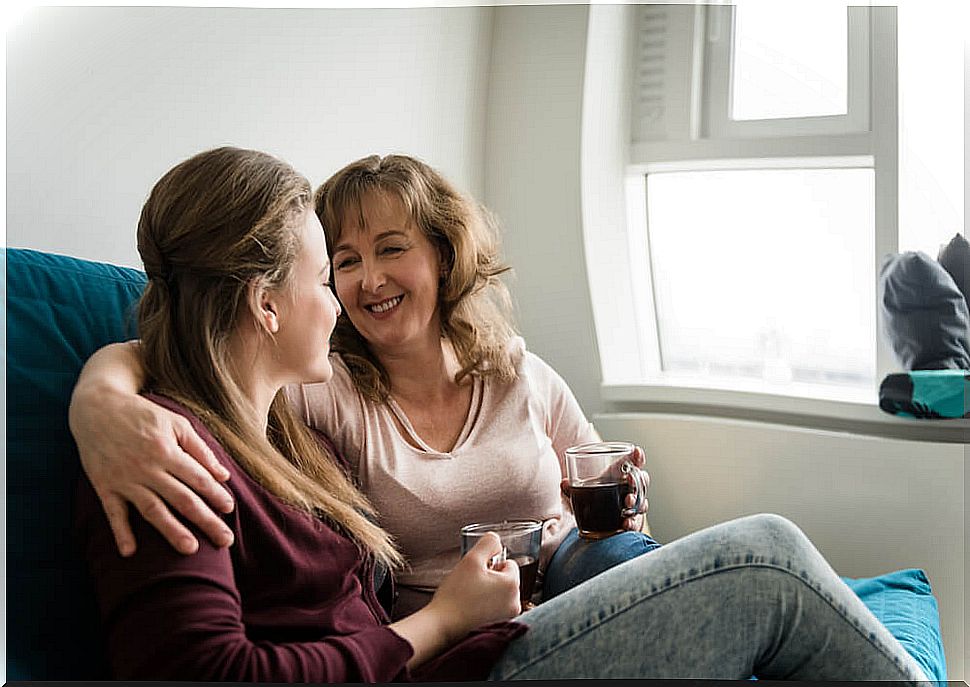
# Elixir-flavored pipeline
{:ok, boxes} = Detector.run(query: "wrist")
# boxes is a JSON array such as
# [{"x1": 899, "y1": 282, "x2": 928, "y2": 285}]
[{"x1": 422, "y1": 598, "x2": 468, "y2": 646}]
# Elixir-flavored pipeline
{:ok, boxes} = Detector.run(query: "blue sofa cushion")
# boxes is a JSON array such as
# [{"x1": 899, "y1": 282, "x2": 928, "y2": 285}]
[
  {"x1": 841, "y1": 569, "x2": 947, "y2": 681},
  {"x1": 5, "y1": 247, "x2": 146, "y2": 679}
]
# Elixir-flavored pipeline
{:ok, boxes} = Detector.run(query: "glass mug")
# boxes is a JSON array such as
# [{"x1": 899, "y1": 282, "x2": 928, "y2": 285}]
[
  {"x1": 564, "y1": 441, "x2": 648, "y2": 540},
  {"x1": 460, "y1": 519, "x2": 543, "y2": 604}
]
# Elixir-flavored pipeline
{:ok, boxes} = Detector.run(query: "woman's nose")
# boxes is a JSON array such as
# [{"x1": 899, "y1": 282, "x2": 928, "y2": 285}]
[{"x1": 360, "y1": 260, "x2": 386, "y2": 292}]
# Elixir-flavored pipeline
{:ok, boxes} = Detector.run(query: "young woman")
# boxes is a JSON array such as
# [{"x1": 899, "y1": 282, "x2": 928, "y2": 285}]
[
  {"x1": 70, "y1": 154, "x2": 660, "y2": 615},
  {"x1": 75, "y1": 146, "x2": 522, "y2": 680},
  {"x1": 76, "y1": 145, "x2": 928, "y2": 681}
]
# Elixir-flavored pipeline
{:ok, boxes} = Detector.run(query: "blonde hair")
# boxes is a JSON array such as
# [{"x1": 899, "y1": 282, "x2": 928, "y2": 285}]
[
  {"x1": 137, "y1": 146, "x2": 402, "y2": 568},
  {"x1": 314, "y1": 154, "x2": 517, "y2": 402}
]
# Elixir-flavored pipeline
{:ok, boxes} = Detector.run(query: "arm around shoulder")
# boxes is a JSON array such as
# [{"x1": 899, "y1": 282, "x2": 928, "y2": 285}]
[{"x1": 69, "y1": 340, "x2": 235, "y2": 557}]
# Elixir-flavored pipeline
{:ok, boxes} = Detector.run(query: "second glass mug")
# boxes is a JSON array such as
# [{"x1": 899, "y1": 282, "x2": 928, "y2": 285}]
[{"x1": 564, "y1": 441, "x2": 648, "y2": 540}]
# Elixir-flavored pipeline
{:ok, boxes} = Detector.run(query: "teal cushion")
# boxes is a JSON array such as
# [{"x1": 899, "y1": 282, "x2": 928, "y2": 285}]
[
  {"x1": 841, "y1": 569, "x2": 946, "y2": 681},
  {"x1": 5, "y1": 248, "x2": 146, "y2": 679},
  {"x1": 879, "y1": 369, "x2": 969, "y2": 418}
]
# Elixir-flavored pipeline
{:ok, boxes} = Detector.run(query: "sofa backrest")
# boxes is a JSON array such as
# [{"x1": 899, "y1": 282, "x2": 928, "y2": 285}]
[{"x1": 5, "y1": 248, "x2": 147, "y2": 679}]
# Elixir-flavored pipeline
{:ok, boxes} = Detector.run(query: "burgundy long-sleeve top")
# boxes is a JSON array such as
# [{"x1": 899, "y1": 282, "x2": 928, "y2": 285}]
[{"x1": 75, "y1": 394, "x2": 526, "y2": 682}]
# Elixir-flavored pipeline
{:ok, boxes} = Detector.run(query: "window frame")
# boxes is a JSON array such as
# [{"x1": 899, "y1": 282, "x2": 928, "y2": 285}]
[
  {"x1": 580, "y1": 4, "x2": 902, "y2": 424},
  {"x1": 703, "y1": 5, "x2": 872, "y2": 138}
]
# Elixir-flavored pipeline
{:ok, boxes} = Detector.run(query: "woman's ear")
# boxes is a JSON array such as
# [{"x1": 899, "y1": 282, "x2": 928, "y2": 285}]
[{"x1": 248, "y1": 278, "x2": 281, "y2": 334}]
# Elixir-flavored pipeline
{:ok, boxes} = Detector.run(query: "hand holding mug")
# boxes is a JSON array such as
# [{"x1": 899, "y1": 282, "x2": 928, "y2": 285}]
[
  {"x1": 429, "y1": 532, "x2": 521, "y2": 638},
  {"x1": 562, "y1": 442, "x2": 650, "y2": 540},
  {"x1": 460, "y1": 520, "x2": 543, "y2": 608}
]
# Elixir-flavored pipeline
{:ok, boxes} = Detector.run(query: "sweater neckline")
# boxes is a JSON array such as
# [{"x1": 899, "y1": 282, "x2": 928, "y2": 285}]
[{"x1": 384, "y1": 374, "x2": 483, "y2": 456}]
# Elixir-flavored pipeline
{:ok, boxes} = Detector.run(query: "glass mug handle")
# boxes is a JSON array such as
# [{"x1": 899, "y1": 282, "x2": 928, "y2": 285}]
[{"x1": 620, "y1": 461, "x2": 648, "y2": 518}]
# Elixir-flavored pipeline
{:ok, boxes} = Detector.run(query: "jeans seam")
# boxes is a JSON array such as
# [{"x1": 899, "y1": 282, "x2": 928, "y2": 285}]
[{"x1": 499, "y1": 560, "x2": 917, "y2": 680}]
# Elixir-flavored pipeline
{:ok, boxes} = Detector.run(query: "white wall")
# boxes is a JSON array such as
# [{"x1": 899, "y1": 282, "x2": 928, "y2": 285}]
[
  {"x1": 6, "y1": 5, "x2": 493, "y2": 268},
  {"x1": 483, "y1": 4, "x2": 604, "y2": 416}
]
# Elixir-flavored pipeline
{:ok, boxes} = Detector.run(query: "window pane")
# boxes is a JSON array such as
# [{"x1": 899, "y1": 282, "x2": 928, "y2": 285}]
[
  {"x1": 646, "y1": 168, "x2": 875, "y2": 390},
  {"x1": 732, "y1": 1, "x2": 847, "y2": 120}
]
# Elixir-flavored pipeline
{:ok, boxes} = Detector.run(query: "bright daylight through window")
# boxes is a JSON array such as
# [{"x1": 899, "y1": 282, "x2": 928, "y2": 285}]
[
  {"x1": 731, "y1": 1, "x2": 848, "y2": 120},
  {"x1": 646, "y1": 168, "x2": 875, "y2": 391}
]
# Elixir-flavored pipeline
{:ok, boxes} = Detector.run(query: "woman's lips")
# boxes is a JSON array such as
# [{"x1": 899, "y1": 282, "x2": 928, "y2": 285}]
[{"x1": 365, "y1": 294, "x2": 403, "y2": 318}]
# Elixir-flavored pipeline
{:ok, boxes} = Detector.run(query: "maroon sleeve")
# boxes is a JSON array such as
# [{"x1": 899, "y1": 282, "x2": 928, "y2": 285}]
[{"x1": 76, "y1": 474, "x2": 415, "y2": 682}]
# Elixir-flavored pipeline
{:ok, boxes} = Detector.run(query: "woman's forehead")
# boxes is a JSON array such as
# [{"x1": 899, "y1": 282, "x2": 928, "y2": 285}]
[{"x1": 333, "y1": 188, "x2": 415, "y2": 239}]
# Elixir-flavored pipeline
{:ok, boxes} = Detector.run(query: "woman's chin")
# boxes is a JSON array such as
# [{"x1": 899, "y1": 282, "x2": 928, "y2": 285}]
[{"x1": 303, "y1": 361, "x2": 334, "y2": 385}]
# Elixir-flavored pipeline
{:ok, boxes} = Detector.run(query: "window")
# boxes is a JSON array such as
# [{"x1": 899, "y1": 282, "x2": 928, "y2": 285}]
[
  {"x1": 581, "y1": 3, "x2": 898, "y2": 408},
  {"x1": 730, "y1": 2, "x2": 847, "y2": 121},
  {"x1": 646, "y1": 167, "x2": 875, "y2": 392},
  {"x1": 703, "y1": 3, "x2": 870, "y2": 137}
]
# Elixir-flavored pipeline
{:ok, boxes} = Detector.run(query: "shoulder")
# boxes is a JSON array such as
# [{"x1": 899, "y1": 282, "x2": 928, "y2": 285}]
[
  {"x1": 503, "y1": 335, "x2": 531, "y2": 372},
  {"x1": 144, "y1": 392, "x2": 211, "y2": 439},
  {"x1": 512, "y1": 338, "x2": 562, "y2": 383},
  {"x1": 488, "y1": 337, "x2": 568, "y2": 399},
  {"x1": 142, "y1": 392, "x2": 235, "y2": 471}
]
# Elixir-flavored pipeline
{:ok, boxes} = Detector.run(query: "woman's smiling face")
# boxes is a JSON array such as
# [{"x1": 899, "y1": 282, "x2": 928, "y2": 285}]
[{"x1": 330, "y1": 190, "x2": 443, "y2": 354}]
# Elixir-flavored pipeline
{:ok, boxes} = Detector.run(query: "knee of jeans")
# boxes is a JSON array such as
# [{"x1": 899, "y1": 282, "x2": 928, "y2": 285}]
[{"x1": 742, "y1": 513, "x2": 809, "y2": 552}]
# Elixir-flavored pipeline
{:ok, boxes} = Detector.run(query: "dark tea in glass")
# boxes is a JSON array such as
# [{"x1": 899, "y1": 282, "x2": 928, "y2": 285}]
[{"x1": 565, "y1": 441, "x2": 647, "y2": 541}]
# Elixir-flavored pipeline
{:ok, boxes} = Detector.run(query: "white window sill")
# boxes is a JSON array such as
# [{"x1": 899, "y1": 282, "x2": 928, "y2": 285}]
[{"x1": 602, "y1": 377, "x2": 970, "y2": 444}]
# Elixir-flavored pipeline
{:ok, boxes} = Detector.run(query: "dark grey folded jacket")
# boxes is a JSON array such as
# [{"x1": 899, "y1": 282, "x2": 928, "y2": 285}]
[{"x1": 879, "y1": 251, "x2": 970, "y2": 370}]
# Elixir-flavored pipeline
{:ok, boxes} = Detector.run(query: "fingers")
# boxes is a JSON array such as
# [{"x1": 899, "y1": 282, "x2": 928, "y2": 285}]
[
  {"x1": 152, "y1": 473, "x2": 234, "y2": 548},
  {"x1": 622, "y1": 513, "x2": 644, "y2": 531},
  {"x1": 468, "y1": 532, "x2": 504, "y2": 563},
  {"x1": 623, "y1": 467, "x2": 651, "y2": 494},
  {"x1": 130, "y1": 486, "x2": 201, "y2": 555},
  {"x1": 494, "y1": 557, "x2": 522, "y2": 616},
  {"x1": 174, "y1": 417, "x2": 231, "y2": 484},
  {"x1": 559, "y1": 478, "x2": 571, "y2": 499},
  {"x1": 101, "y1": 492, "x2": 137, "y2": 557},
  {"x1": 161, "y1": 440, "x2": 234, "y2": 515},
  {"x1": 630, "y1": 445, "x2": 646, "y2": 468},
  {"x1": 494, "y1": 555, "x2": 519, "y2": 583}
]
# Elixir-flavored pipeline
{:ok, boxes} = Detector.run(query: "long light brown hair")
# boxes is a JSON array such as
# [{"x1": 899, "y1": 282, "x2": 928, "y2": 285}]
[
  {"x1": 314, "y1": 154, "x2": 517, "y2": 402},
  {"x1": 137, "y1": 146, "x2": 402, "y2": 568}
]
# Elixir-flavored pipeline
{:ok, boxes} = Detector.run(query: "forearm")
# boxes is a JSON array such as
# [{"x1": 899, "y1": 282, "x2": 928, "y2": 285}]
[
  {"x1": 388, "y1": 603, "x2": 463, "y2": 670},
  {"x1": 74, "y1": 340, "x2": 146, "y2": 397}
]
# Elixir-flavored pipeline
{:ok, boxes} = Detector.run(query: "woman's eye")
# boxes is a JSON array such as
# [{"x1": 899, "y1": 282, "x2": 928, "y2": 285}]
[
  {"x1": 335, "y1": 257, "x2": 358, "y2": 270},
  {"x1": 381, "y1": 245, "x2": 405, "y2": 256}
]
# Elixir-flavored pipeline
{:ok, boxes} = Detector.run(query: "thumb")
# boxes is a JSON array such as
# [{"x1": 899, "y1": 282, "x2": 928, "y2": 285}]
[{"x1": 468, "y1": 531, "x2": 504, "y2": 564}]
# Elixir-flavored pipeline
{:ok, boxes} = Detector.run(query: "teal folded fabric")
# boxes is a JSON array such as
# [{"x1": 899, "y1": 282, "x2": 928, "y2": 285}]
[
  {"x1": 841, "y1": 569, "x2": 947, "y2": 681},
  {"x1": 879, "y1": 369, "x2": 969, "y2": 418}
]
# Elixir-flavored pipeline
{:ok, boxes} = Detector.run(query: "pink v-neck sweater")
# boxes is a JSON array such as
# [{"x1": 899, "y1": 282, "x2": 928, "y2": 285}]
[{"x1": 288, "y1": 337, "x2": 598, "y2": 617}]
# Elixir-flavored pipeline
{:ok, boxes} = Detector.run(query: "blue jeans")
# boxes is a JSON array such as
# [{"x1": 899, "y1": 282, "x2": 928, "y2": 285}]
[
  {"x1": 543, "y1": 526, "x2": 661, "y2": 600},
  {"x1": 489, "y1": 514, "x2": 928, "y2": 680}
]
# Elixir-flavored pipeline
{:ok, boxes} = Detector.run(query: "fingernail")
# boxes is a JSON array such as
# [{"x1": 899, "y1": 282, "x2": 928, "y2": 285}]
[
  {"x1": 220, "y1": 530, "x2": 235, "y2": 547},
  {"x1": 221, "y1": 498, "x2": 235, "y2": 513},
  {"x1": 179, "y1": 538, "x2": 198, "y2": 555},
  {"x1": 120, "y1": 545, "x2": 135, "y2": 558}
]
